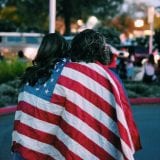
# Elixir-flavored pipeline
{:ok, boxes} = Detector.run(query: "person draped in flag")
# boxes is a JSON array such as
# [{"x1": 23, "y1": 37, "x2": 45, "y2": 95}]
[
  {"x1": 11, "y1": 33, "x2": 69, "y2": 160},
  {"x1": 12, "y1": 29, "x2": 141, "y2": 160},
  {"x1": 69, "y1": 29, "x2": 141, "y2": 160}
]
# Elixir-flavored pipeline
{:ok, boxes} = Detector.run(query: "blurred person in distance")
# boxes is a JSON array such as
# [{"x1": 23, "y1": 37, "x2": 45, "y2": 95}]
[
  {"x1": 17, "y1": 50, "x2": 27, "y2": 63},
  {"x1": 0, "y1": 52, "x2": 5, "y2": 61},
  {"x1": 155, "y1": 58, "x2": 160, "y2": 83},
  {"x1": 107, "y1": 43, "x2": 129, "y2": 74},
  {"x1": 143, "y1": 54, "x2": 157, "y2": 83}
]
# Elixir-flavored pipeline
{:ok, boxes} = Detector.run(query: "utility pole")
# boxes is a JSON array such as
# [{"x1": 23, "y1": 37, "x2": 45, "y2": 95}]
[
  {"x1": 49, "y1": 0, "x2": 56, "y2": 33},
  {"x1": 148, "y1": 6, "x2": 155, "y2": 54}
]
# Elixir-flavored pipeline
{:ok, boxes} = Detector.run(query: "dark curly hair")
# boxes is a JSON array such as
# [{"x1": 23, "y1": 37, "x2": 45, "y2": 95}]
[
  {"x1": 21, "y1": 33, "x2": 69, "y2": 86},
  {"x1": 70, "y1": 29, "x2": 111, "y2": 65}
]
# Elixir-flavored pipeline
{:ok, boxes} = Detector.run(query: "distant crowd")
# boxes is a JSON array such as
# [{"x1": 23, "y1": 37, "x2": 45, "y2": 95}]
[{"x1": 116, "y1": 52, "x2": 160, "y2": 84}]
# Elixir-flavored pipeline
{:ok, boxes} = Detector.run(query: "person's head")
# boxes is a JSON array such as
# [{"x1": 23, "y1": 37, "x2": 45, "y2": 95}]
[
  {"x1": 70, "y1": 29, "x2": 111, "y2": 65},
  {"x1": 21, "y1": 33, "x2": 69, "y2": 86},
  {"x1": 33, "y1": 33, "x2": 69, "y2": 66},
  {"x1": 18, "y1": 50, "x2": 24, "y2": 58}
]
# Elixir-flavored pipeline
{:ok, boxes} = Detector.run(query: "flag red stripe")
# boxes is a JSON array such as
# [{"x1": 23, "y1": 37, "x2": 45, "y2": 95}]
[
  {"x1": 16, "y1": 104, "x2": 116, "y2": 159},
  {"x1": 17, "y1": 101, "x2": 61, "y2": 125},
  {"x1": 12, "y1": 142, "x2": 54, "y2": 160},
  {"x1": 57, "y1": 75, "x2": 117, "y2": 121},
  {"x1": 16, "y1": 102, "x2": 116, "y2": 159},
  {"x1": 14, "y1": 121, "x2": 82, "y2": 160},
  {"x1": 65, "y1": 63, "x2": 113, "y2": 91},
  {"x1": 59, "y1": 65, "x2": 132, "y2": 149},
  {"x1": 60, "y1": 117, "x2": 115, "y2": 160},
  {"x1": 14, "y1": 120, "x2": 55, "y2": 144},
  {"x1": 106, "y1": 68, "x2": 142, "y2": 151},
  {"x1": 52, "y1": 94, "x2": 122, "y2": 152}
]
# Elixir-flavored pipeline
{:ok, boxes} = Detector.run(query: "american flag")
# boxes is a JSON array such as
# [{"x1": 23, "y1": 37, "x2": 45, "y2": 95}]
[{"x1": 12, "y1": 60, "x2": 141, "y2": 160}]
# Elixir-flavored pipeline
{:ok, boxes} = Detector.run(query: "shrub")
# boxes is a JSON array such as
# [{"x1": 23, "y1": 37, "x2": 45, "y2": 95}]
[
  {"x1": 0, "y1": 59, "x2": 28, "y2": 84},
  {"x1": 0, "y1": 79, "x2": 20, "y2": 107},
  {"x1": 0, "y1": 58, "x2": 29, "y2": 107},
  {"x1": 124, "y1": 80, "x2": 160, "y2": 97}
]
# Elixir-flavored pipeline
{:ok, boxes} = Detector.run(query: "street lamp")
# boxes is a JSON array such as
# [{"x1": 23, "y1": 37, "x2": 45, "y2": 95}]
[
  {"x1": 134, "y1": 19, "x2": 144, "y2": 28},
  {"x1": 86, "y1": 16, "x2": 99, "y2": 29}
]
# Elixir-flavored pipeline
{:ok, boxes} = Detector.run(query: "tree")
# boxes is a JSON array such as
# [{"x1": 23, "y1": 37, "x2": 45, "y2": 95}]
[
  {"x1": 0, "y1": 0, "x2": 124, "y2": 34},
  {"x1": 111, "y1": 13, "x2": 134, "y2": 36},
  {"x1": 57, "y1": 0, "x2": 124, "y2": 35},
  {"x1": 0, "y1": 6, "x2": 19, "y2": 31},
  {"x1": 1, "y1": 0, "x2": 49, "y2": 32}
]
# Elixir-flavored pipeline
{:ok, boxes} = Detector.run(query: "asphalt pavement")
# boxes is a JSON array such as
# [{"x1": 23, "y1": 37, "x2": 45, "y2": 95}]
[
  {"x1": 133, "y1": 104, "x2": 160, "y2": 160},
  {"x1": 0, "y1": 113, "x2": 14, "y2": 160},
  {"x1": 0, "y1": 104, "x2": 160, "y2": 160}
]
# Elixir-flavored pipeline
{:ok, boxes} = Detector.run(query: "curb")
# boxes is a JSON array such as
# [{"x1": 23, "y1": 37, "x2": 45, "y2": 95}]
[
  {"x1": 0, "y1": 98, "x2": 160, "y2": 116},
  {"x1": 0, "y1": 105, "x2": 16, "y2": 116},
  {"x1": 129, "y1": 97, "x2": 160, "y2": 105}
]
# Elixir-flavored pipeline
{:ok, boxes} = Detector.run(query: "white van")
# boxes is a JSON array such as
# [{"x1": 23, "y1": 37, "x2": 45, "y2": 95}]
[{"x1": 0, "y1": 32, "x2": 44, "y2": 60}]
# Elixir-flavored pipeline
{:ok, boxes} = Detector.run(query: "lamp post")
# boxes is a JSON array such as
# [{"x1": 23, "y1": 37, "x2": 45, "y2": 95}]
[
  {"x1": 49, "y1": 0, "x2": 56, "y2": 33},
  {"x1": 148, "y1": 6, "x2": 155, "y2": 54}
]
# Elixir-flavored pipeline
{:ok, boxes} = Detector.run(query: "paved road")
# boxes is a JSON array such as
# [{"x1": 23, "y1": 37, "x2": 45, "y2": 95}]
[
  {"x1": 0, "y1": 104, "x2": 160, "y2": 160},
  {"x1": 0, "y1": 113, "x2": 14, "y2": 160},
  {"x1": 133, "y1": 104, "x2": 160, "y2": 160}
]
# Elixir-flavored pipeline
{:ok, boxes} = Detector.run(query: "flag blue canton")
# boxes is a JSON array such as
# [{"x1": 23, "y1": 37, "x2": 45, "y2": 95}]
[{"x1": 22, "y1": 58, "x2": 69, "y2": 101}]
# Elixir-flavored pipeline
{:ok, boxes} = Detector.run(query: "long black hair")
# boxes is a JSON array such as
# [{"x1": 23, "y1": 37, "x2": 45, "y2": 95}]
[
  {"x1": 70, "y1": 29, "x2": 111, "y2": 64},
  {"x1": 21, "y1": 33, "x2": 69, "y2": 86}
]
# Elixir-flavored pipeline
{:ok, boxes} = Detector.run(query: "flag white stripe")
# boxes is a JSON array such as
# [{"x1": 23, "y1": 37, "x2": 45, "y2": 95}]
[
  {"x1": 14, "y1": 111, "x2": 98, "y2": 160},
  {"x1": 15, "y1": 111, "x2": 59, "y2": 133},
  {"x1": 82, "y1": 63, "x2": 118, "y2": 89},
  {"x1": 62, "y1": 67, "x2": 117, "y2": 109},
  {"x1": 18, "y1": 91, "x2": 64, "y2": 115},
  {"x1": 54, "y1": 84, "x2": 119, "y2": 136},
  {"x1": 61, "y1": 110, "x2": 124, "y2": 160},
  {"x1": 13, "y1": 131, "x2": 65, "y2": 160},
  {"x1": 121, "y1": 140, "x2": 134, "y2": 160},
  {"x1": 56, "y1": 127, "x2": 99, "y2": 160}
]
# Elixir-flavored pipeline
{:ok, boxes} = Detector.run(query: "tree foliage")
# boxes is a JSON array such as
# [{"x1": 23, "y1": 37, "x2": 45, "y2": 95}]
[
  {"x1": 0, "y1": 6, "x2": 19, "y2": 31},
  {"x1": 14, "y1": 0, "x2": 49, "y2": 32},
  {"x1": 0, "y1": 0, "x2": 49, "y2": 32}
]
